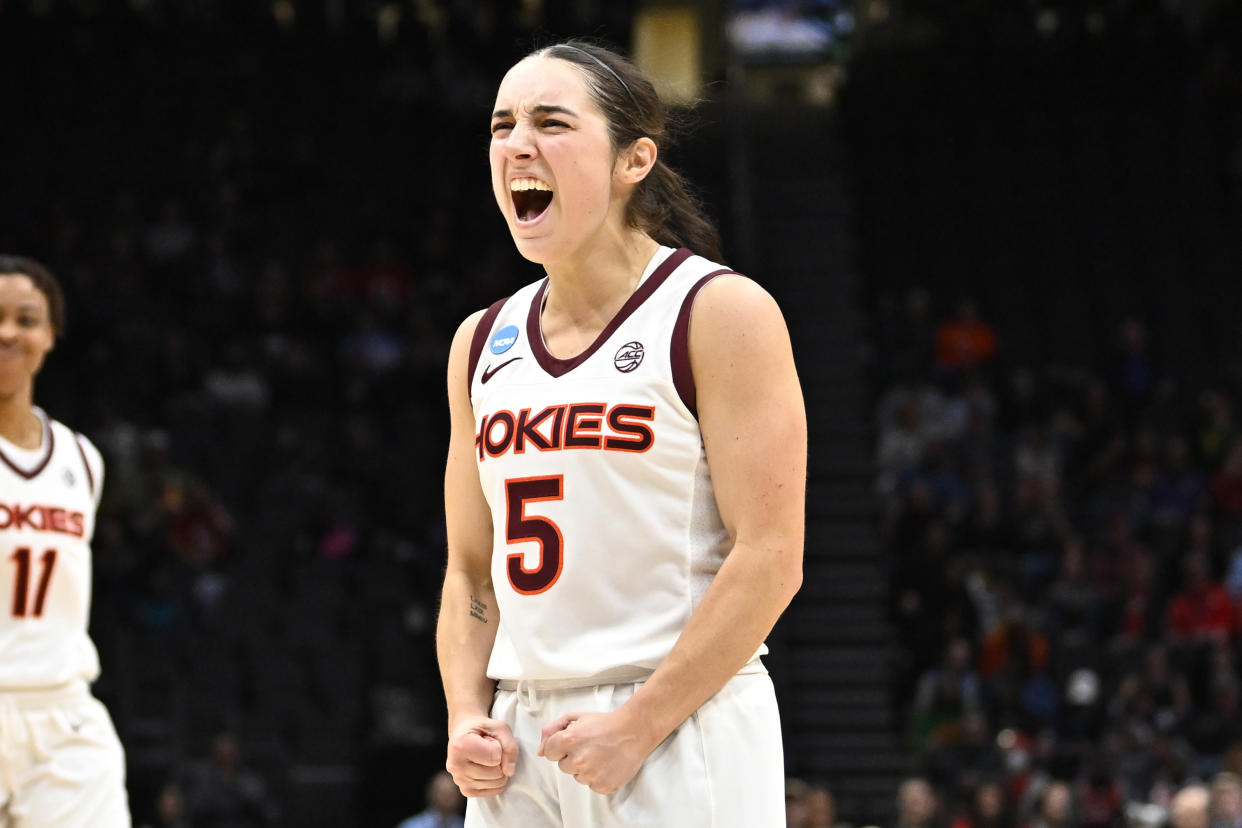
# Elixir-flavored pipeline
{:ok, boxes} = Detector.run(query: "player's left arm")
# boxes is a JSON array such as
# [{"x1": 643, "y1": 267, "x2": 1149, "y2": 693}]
[{"x1": 539, "y1": 274, "x2": 806, "y2": 793}]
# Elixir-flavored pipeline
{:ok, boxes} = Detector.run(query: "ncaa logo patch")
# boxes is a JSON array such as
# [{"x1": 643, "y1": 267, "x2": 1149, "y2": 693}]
[
  {"x1": 614, "y1": 341, "x2": 644, "y2": 373},
  {"x1": 490, "y1": 325, "x2": 519, "y2": 355}
]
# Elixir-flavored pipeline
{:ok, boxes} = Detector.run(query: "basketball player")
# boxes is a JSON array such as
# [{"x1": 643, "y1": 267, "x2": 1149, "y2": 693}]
[
  {"x1": 0, "y1": 255, "x2": 131, "y2": 826},
  {"x1": 437, "y1": 40, "x2": 806, "y2": 826}
]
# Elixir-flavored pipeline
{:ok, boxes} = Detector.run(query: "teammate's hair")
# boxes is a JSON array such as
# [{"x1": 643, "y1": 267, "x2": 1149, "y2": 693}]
[
  {"x1": 0, "y1": 255, "x2": 66, "y2": 338},
  {"x1": 536, "y1": 39, "x2": 724, "y2": 263}
]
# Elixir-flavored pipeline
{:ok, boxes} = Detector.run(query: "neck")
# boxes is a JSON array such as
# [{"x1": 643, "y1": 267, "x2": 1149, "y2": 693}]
[
  {"x1": 0, "y1": 395, "x2": 42, "y2": 450},
  {"x1": 542, "y1": 233, "x2": 660, "y2": 321}
]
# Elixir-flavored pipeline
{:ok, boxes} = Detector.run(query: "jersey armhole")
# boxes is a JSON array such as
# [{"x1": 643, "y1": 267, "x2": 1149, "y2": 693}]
[
  {"x1": 73, "y1": 432, "x2": 98, "y2": 503},
  {"x1": 671, "y1": 269, "x2": 737, "y2": 419},
  {"x1": 466, "y1": 296, "x2": 512, "y2": 398}
]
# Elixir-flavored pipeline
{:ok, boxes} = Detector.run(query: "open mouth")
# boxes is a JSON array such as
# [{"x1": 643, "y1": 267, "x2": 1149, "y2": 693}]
[{"x1": 510, "y1": 177, "x2": 553, "y2": 223}]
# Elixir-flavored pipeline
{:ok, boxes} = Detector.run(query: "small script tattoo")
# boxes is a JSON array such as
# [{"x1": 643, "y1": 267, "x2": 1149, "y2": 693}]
[{"x1": 469, "y1": 595, "x2": 488, "y2": 623}]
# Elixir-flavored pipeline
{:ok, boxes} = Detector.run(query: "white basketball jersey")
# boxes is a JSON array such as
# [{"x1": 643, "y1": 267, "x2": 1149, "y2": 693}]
[
  {"x1": 0, "y1": 410, "x2": 103, "y2": 688},
  {"x1": 469, "y1": 247, "x2": 761, "y2": 682}
]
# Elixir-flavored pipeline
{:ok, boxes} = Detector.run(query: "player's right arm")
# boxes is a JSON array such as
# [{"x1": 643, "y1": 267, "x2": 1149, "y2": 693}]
[{"x1": 438, "y1": 309, "x2": 517, "y2": 797}]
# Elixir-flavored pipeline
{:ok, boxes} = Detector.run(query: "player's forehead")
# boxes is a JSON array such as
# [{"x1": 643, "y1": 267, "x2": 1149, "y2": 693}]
[
  {"x1": 492, "y1": 55, "x2": 599, "y2": 117},
  {"x1": 0, "y1": 273, "x2": 48, "y2": 307}
]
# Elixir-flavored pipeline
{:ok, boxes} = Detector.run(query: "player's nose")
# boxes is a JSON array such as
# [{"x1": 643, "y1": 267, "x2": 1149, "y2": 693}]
[{"x1": 503, "y1": 120, "x2": 538, "y2": 160}]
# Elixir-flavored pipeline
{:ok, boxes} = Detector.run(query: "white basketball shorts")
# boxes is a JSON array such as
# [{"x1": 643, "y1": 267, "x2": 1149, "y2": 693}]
[
  {"x1": 0, "y1": 682, "x2": 131, "y2": 828},
  {"x1": 465, "y1": 670, "x2": 786, "y2": 828}
]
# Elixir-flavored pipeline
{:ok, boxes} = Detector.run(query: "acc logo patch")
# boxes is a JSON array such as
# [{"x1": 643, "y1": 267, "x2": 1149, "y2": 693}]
[
  {"x1": 490, "y1": 325, "x2": 519, "y2": 354},
  {"x1": 614, "y1": 341, "x2": 645, "y2": 373}
]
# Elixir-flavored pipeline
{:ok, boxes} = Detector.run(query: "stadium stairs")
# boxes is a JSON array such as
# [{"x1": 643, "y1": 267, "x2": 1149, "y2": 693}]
[{"x1": 720, "y1": 86, "x2": 912, "y2": 824}]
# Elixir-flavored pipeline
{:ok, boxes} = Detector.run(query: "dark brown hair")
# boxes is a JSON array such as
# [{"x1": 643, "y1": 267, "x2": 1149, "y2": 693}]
[
  {"x1": 536, "y1": 40, "x2": 724, "y2": 263},
  {"x1": 0, "y1": 255, "x2": 66, "y2": 337}
]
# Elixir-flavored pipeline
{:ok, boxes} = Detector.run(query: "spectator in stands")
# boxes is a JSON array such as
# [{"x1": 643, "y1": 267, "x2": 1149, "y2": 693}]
[
  {"x1": 924, "y1": 711, "x2": 1008, "y2": 805},
  {"x1": 1043, "y1": 536, "x2": 1102, "y2": 654},
  {"x1": 1108, "y1": 643, "x2": 1193, "y2": 743},
  {"x1": 1210, "y1": 441, "x2": 1242, "y2": 547},
  {"x1": 899, "y1": 438, "x2": 970, "y2": 525},
  {"x1": 895, "y1": 776, "x2": 946, "y2": 828},
  {"x1": 1013, "y1": 422, "x2": 1064, "y2": 503},
  {"x1": 787, "y1": 779, "x2": 849, "y2": 828},
  {"x1": 877, "y1": 390, "x2": 933, "y2": 497},
  {"x1": 1010, "y1": 469, "x2": 1072, "y2": 605},
  {"x1": 1110, "y1": 543, "x2": 1159, "y2": 650},
  {"x1": 978, "y1": 601, "x2": 1051, "y2": 686},
  {"x1": 1149, "y1": 435, "x2": 1209, "y2": 553},
  {"x1": 1024, "y1": 779, "x2": 1073, "y2": 828},
  {"x1": 1212, "y1": 771, "x2": 1242, "y2": 828},
  {"x1": 138, "y1": 782, "x2": 190, "y2": 828},
  {"x1": 1066, "y1": 385, "x2": 1128, "y2": 510},
  {"x1": 182, "y1": 731, "x2": 279, "y2": 828},
  {"x1": 1075, "y1": 756, "x2": 1125, "y2": 828},
  {"x1": 955, "y1": 406, "x2": 1003, "y2": 500},
  {"x1": 911, "y1": 637, "x2": 983, "y2": 753},
  {"x1": 949, "y1": 778, "x2": 1014, "y2": 828},
  {"x1": 958, "y1": 480, "x2": 1015, "y2": 562},
  {"x1": 1095, "y1": 513, "x2": 1152, "y2": 603},
  {"x1": 891, "y1": 521, "x2": 981, "y2": 701},
  {"x1": 1187, "y1": 677, "x2": 1242, "y2": 772},
  {"x1": 1112, "y1": 316, "x2": 1156, "y2": 414},
  {"x1": 1198, "y1": 390, "x2": 1237, "y2": 471},
  {"x1": 1171, "y1": 784, "x2": 1212, "y2": 828},
  {"x1": 934, "y1": 298, "x2": 997, "y2": 378},
  {"x1": 786, "y1": 777, "x2": 813, "y2": 828},
  {"x1": 395, "y1": 770, "x2": 465, "y2": 828},
  {"x1": 1166, "y1": 550, "x2": 1234, "y2": 647},
  {"x1": 805, "y1": 782, "x2": 850, "y2": 828}
]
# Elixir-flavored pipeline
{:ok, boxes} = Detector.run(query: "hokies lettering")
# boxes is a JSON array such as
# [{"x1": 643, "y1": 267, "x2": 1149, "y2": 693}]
[
  {"x1": 0, "y1": 503, "x2": 86, "y2": 537},
  {"x1": 476, "y1": 403, "x2": 655, "y2": 461}
]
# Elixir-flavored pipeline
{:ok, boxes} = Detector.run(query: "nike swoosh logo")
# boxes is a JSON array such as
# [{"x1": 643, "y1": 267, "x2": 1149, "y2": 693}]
[{"x1": 481, "y1": 357, "x2": 522, "y2": 383}]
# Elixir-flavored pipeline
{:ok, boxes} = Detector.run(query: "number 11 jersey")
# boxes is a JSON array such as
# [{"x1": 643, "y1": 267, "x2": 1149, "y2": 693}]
[{"x1": 0, "y1": 410, "x2": 103, "y2": 689}]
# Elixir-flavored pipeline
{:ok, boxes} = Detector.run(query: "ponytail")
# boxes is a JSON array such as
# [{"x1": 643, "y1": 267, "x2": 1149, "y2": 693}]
[{"x1": 537, "y1": 40, "x2": 725, "y2": 263}]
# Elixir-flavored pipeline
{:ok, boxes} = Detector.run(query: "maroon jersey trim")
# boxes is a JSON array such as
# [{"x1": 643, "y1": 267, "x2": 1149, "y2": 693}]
[
  {"x1": 0, "y1": 411, "x2": 55, "y2": 480},
  {"x1": 74, "y1": 433, "x2": 96, "y2": 499},
  {"x1": 671, "y1": 269, "x2": 737, "y2": 419},
  {"x1": 526, "y1": 247, "x2": 695, "y2": 379},
  {"x1": 467, "y1": 296, "x2": 512, "y2": 398}
]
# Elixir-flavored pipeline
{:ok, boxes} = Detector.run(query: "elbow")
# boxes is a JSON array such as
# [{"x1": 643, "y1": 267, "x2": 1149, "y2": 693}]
[
  {"x1": 767, "y1": 539, "x2": 803, "y2": 608},
  {"x1": 780, "y1": 557, "x2": 803, "y2": 607}
]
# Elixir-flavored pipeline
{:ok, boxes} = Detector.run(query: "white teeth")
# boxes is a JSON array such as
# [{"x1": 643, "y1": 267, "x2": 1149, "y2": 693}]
[{"x1": 510, "y1": 177, "x2": 551, "y2": 192}]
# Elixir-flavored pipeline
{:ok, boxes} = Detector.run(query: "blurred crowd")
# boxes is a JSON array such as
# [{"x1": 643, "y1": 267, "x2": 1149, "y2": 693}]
[{"x1": 869, "y1": 288, "x2": 1242, "y2": 828}]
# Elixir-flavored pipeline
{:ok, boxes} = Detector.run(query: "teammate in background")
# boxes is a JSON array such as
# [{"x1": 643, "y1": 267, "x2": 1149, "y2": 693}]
[
  {"x1": 0, "y1": 255, "x2": 131, "y2": 826},
  {"x1": 437, "y1": 39, "x2": 806, "y2": 826}
]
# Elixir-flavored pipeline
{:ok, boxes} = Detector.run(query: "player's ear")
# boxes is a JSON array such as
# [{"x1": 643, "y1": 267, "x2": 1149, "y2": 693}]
[{"x1": 615, "y1": 137, "x2": 657, "y2": 185}]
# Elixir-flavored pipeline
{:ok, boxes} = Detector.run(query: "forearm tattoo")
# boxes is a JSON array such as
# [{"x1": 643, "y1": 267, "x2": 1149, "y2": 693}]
[{"x1": 469, "y1": 594, "x2": 489, "y2": 624}]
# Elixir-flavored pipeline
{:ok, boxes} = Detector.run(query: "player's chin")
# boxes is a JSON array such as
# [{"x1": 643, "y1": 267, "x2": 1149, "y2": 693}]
[{"x1": 508, "y1": 227, "x2": 563, "y2": 264}]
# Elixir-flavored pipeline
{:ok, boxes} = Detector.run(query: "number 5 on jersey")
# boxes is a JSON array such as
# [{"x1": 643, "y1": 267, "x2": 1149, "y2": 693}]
[
  {"x1": 504, "y1": 476, "x2": 564, "y2": 595},
  {"x1": 11, "y1": 547, "x2": 57, "y2": 618}
]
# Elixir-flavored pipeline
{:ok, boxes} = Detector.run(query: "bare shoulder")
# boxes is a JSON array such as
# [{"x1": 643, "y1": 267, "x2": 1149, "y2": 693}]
[
  {"x1": 450, "y1": 308, "x2": 490, "y2": 354},
  {"x1": 689, "y1": 274, "x2": 793, "y2": 356}
]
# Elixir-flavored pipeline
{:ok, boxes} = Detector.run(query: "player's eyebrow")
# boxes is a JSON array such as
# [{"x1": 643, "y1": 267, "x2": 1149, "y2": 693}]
[{"x1": 491, "y1": 104, "x2": 580, "y2": 120}]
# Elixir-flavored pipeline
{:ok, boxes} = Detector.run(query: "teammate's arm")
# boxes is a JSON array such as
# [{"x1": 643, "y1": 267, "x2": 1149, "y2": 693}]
[
  {"x1": 438, "y1": 310, "x2": 518, "y2": 797},
  {"x1": 539, "y1": 274, "x2": 806, "y2": 793}
]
